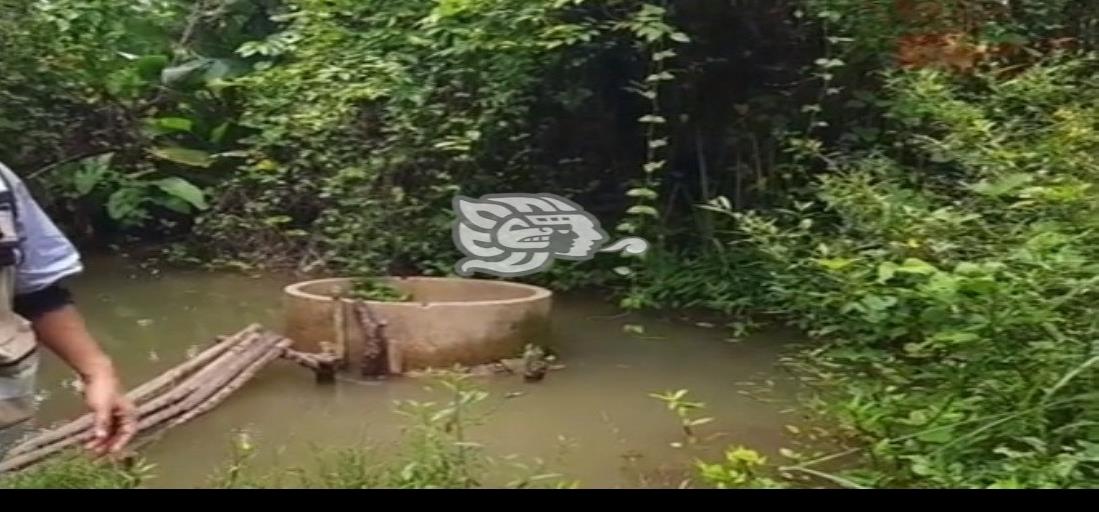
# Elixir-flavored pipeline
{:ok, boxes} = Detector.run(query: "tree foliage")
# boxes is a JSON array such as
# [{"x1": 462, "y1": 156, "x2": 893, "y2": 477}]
[
  {"x1": 4, "y1": 0, "x2": 1099, "y2": 489},
  {"x1": 724, "y1": 57, "x2": 1099, "y2": 488}
]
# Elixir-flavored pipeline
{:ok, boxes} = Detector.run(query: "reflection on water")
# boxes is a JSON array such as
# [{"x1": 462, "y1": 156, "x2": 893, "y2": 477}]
[{"x1": 32, "y1": 255, "x2": 805, "y2": 488}]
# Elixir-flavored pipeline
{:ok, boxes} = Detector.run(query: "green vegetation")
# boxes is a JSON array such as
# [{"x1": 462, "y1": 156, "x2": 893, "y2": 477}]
[
  {"x1": 0, "y1": 454, "x2": 153, "y2": 489},
  {"x1": 733, "y1": 61, "x2": 1099, "y2": 488},
  {"x1": 207, "y1": 372, "x2": 569, "y2": 489},
  {"x1": 347, "y1": 277, "x2": 413, "y2": 302},
  {"x1": 4, "y1": 0, "x2": 1099, "y2": 488},
  {"x1": 2, "y1": 373, "x2": 571, "y2": 489}
]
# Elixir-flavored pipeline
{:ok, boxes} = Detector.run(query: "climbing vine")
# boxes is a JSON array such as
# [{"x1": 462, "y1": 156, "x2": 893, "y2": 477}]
[
  {"x1": 616, "y1": 2, "x2": 688, "y2": 244},
  {"x1": 612, "y1": 2, "x2": 690, "y2": 305}
]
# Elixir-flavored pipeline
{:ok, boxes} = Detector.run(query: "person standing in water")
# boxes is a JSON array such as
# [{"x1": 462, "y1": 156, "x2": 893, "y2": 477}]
[{"x1": 0, "y1": 161, "x2": 135, "y2": 460}]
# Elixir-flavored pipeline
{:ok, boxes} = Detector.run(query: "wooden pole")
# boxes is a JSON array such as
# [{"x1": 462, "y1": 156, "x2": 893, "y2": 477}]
[
  {"x1": 134, "y1": 331, "x2": 264, "y2": 420},
  {"x1": 281, "y1": 348, "x2": 338, "y2": 384},
  {"x1": 5, "y1": 325, "x2": 261, "y2": 458},
  {"x1": 353, "y1": 302, "x2": 389, "y2": 378},
  {"x1": 332, "y1": 298, "x2": 348, "y2": 368},
  {"x1": 0, "y1": 327, "x2": 291, "y2": 474},
  {"x1": 128, "y1": 324, "x2": 263, "y2": 402},
  {"x1": 166, "y1": 338, "x2": 293, "y2": 429},
  {"x1": 137, "y1": 334, "x2": 278, "y2": 432}
]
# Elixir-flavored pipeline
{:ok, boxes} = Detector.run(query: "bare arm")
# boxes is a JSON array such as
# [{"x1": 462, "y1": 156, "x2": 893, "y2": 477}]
[
  {"x1": 32, "y1": 305, "x2": 113, "y2": 381},
  {"x1": 31, "y1": 304, "x2": 136, "y2": 455}
]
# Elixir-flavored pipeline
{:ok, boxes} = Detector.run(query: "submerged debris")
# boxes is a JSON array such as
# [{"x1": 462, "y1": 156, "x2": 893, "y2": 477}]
[
  {"x1": 1, "y1": 325, "x2": 304, "y2": 474},
  {"x1": 523, "y1": 344, "x2": 549, "y2": 383},
  {"x1": 400, "y1": 347, "x2": 563, "y2": 381}
]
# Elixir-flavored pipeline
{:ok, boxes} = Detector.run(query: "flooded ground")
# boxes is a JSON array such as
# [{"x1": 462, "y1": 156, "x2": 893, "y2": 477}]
[{"x1": 31, "y1": 255, "x2": 807, "y2": 488}]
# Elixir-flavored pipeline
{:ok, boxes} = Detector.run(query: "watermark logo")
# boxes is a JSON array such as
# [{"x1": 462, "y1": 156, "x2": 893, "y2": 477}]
[{"x1": 453, "y1": 193, "x2": 649, "y2": 278}]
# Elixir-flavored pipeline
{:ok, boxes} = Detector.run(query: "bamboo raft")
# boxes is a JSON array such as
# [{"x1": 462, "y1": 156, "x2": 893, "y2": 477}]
[{"x1": 0, "y1": 324, "x2": 338, "y2": 474}]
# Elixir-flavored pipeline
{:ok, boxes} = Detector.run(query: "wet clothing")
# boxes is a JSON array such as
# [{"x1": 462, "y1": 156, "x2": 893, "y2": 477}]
[{"x1": 0, "y1": 161, "x2": 83, "y2": 459}]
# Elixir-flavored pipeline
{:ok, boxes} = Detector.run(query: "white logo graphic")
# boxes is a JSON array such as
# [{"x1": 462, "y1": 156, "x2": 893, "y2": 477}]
[{"x1": 452, "y1": 193, "x2": 650, "y2": 277}]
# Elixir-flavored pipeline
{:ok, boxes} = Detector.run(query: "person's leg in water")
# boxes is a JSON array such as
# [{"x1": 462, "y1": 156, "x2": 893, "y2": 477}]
[{"x1": 0, "y1": 354, "x2": 38, "y2": 460}]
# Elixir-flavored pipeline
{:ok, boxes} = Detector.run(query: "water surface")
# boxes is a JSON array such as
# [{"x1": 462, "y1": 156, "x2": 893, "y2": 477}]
[{"x1": 32, "y1": 255, "x2": 805, "y2": 488}]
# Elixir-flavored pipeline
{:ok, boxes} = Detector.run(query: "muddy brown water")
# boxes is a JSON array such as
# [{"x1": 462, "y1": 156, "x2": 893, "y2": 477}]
[{"x1": 29, "y1": 255, "x2": 807, "y2": 488}]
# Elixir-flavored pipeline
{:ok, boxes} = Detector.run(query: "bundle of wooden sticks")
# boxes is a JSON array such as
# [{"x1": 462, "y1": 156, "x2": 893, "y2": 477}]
[{"x1": 0, "y1": 324, "x2": 332, "y2": 473}]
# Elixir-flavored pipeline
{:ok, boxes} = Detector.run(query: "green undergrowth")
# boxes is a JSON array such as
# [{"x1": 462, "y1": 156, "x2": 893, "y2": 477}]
[{"x1": 2, "y1": 372, "x2": 574, "y2": 489}]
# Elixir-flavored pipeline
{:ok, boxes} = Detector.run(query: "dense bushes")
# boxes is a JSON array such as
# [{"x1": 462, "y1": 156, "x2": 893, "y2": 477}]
[
  {"x1": 723, "y1": 59, "x2": 1099, "y2": 487},
  {"x1": 195, "y1": 0, "x2": 618, "y2": 272},
  {"x1": 0, "y1": 0, "x2": 279, "y2": 240},
  {"x1": 618, "y1": 1, "x2": 1099, "y2": 488},
  {"x1": 4, "y1": 0, "x2": 815, "y2": 270},
  {"x1": 190, "y1": 0, "x2": 762, "y2": 275}
]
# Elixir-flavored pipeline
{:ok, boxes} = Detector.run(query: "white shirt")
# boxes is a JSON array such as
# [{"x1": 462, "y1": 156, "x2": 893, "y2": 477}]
[{"x1": 0, "y1": 162, "x2": 84, "y2": 295}]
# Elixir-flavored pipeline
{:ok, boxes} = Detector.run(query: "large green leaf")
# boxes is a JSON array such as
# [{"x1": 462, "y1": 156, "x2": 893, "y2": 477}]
[
  {"x1": 209, "y1": 122, "x2": 230, "y2": 144},
  {"x1": 151, "y1": 117, "x2": 193, "y2": 134},
  {"x1": 970, "y1": 173, "x2": 1034, "y2": 198},
  {"x1": 626, "y1": 205, "x2": 659, "y2": 217},
  {"x1": 898, "y1": 258, "x2": 937, "y2": 275},
  {"x1": 134, "y1": 55, "x2": 169, "y2": 82},
  {"x1": 149, "y1": 147, "x2": 213, "y2": 168},
  {"x1": 153, "y1": 177, "x2": 208, "y2": 210},
  {"x1": 72, "y1": 166, "x2": 106, "y2": 196},
  {"x1": 203, "y1": 58, "x2": 247, "y2": 82},
  {"x1": 161, "y1": 59, "x2": 211, "y2": 85},
  {"x1": 161, "y1": 58, "x2": 247, "y2": 87},
  {"x1": 70, "y1": 153, "x2": 114, "y2": 197},
  {"x1": 877, "y1": 262, "x2": 898, "y2": 283},
  {"x1": 154, "y1": 195, "x2": 194, "y2": 214},
  {"x1": 107, "y1": 188, "x2": 146, "y2": 221}
]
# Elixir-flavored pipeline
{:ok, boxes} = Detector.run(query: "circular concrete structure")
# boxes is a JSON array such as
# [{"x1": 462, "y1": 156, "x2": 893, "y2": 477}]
[{"x1": 282, "y1": 277, "x2": 553, "y2": 372}]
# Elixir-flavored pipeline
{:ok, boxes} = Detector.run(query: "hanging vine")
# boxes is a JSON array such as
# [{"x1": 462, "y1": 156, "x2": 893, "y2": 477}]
[{"x1": 614, "y1": 1, "x2": 690, "y2": 308}]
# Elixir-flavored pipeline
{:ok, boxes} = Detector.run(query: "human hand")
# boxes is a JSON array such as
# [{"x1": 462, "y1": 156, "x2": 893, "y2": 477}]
[{"x1": 81, "y1": 372, "x2": 137, "y2": 456}]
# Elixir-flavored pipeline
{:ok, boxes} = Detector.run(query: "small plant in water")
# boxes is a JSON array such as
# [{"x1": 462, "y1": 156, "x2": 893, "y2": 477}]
[
  {"x1": 389, "y1": 371, "x2": 489, "y2": 488},
  {"x1": 649, "y1": 389, "x2": 791, "y2": 488},
  {"x1": 649, "y1": 389, "x2": 714, "y2": 446},
  {"x1": 208, "y1": 429, "x2": 260, "y2": 489},
  {"x1": 198, "y1": 370, "x2": 571, "y2": 489},
  {"x1": 696, "y1": 446, "x2": 785, "y2": 489}
]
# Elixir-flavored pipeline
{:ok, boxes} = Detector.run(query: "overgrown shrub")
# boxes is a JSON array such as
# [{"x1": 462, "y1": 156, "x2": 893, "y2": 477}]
[
  {"x1": 727, "y1": 56, "x2": 1099, "y2": 488},
  {"x1": 0, "y1": 454, "x2": 153, "y2": 489},
  {"x1": 0, "y1": 0, "x2": 279, "y2": 240},
  {"x1": 194, "y1": 0, "x2": 626, "y2": 273}
]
